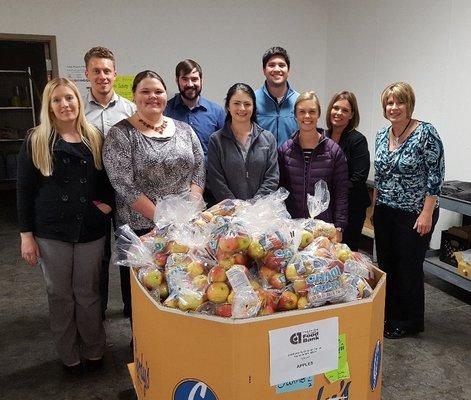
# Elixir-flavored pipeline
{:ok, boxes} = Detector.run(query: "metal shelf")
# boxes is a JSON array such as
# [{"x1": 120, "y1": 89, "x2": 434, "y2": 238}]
[
  {"x1": 424, "y1": 195, "x2": 471, "y2": 292},
  {"x1": 0, "y1": 107, "x2": 33, "y2": 110}
]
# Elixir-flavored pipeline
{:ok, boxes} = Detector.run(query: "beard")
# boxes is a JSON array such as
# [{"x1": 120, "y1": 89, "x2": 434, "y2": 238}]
[{"x1": 179, "y1": 86, "x2": 201, "y2": 101}]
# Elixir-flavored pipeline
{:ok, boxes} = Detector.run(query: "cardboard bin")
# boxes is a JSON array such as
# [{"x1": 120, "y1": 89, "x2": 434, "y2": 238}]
[{"x1": 128, "y1": 267, "x2": 385, "y2": 400}]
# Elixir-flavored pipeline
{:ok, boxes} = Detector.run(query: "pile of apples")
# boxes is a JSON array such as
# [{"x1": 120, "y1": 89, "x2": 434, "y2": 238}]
[{"x1": 135, "y1": 199, "x2": 375, "y2": 319}]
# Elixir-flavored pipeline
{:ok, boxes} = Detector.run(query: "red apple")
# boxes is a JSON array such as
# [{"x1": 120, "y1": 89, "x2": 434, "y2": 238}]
[
  {"x1": 218, "y1": 236, "x2": 239, "y2": 253},
  {"x1": 263, "y1": 252, "x2": 285, "y2": 271},
  {"x1": 269, "y1": 272, "x2": 287, "y2": 289},
  {"x1": 154, "y1": 252, "x2": 168, "y2": 268},
  {"x1": 233, "y1": 252, "x2": 248, "y2": 266},
  {"x1": 215, "y1": 303, "x2": 232, "y2": 318},
  {"x1": 259, "y1": 304, "x2": 276, "y2": 315},
  {"x1": 259, "y1": 266, "x2": 276, "y2": 282},
  {"x1": 208, "y1": 266, "x2": 227, "y2": 283},
  {"x1": 277, "y1": 291, "x2": 299, "y2": 311}
]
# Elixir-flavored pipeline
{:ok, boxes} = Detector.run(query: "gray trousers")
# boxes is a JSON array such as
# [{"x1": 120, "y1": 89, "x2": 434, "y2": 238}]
[{"x1": 36, "y1": 236, "x2": 106, "y2": 366}]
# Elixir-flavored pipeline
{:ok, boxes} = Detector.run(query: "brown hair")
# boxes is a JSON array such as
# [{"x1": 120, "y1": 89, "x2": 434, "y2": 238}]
[
  {"x1": 326, "y1": 91, "x2": 360, "y2": 132},
  {"x1": 381, "y1": 82, "x2": 415, "y2": 118},
  {"x1": 131, "y1": 70, "x2": 166, "y2": 93},
  {"x1": 84, "y1": 46, "x2": 116, "y2": 68},
  {"x1": 175, "y1": 59, "x2": 202, "y2": 79}
]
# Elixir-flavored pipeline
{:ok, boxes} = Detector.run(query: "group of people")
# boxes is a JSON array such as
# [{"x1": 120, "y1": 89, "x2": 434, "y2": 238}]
[{"x1": 17, "y1": 45, "x2": 445, "y2": 374}]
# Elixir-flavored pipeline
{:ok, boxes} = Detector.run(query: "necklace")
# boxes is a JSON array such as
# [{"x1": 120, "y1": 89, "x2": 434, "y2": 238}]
[
  {"x1": 391, "y1": 119, "x2": 412, "y2": 146},
  {"x1": 138, "y1": 113, "x2": 168, "y2": 134}
]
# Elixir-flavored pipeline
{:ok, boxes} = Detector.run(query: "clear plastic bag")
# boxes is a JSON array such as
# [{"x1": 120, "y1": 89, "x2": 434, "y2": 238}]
[
  {"x1": 307, "y1": 180, "x2": 330, "y2": 218},
  {"x1": 114, "y1": 224, "x2": 156, "y2": 269}
]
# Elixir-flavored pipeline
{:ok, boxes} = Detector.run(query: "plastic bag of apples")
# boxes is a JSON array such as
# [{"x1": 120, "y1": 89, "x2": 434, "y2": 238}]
[{"x1": 116, "y1": 187, "x2": 376, "y2": 318}]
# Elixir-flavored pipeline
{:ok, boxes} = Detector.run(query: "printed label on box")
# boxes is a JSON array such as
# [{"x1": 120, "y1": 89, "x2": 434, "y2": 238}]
[
  {"x1": 269, "y1": 317, "x2": 338, "y2": 386},
  {"x1": 324, "y1": 333, "x2": 350, "y2": 383},
  {"x1": 275, "y1": 376, "x2": 314, "y2": 394}
]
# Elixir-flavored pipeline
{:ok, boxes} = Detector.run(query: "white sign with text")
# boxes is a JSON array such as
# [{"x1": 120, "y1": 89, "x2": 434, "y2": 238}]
[{"x1": 269, "y1": 317, "x2": 338, "y2": 386}]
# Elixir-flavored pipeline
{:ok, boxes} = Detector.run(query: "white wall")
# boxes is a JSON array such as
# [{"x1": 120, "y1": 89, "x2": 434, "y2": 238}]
[
  {"x1": 0, "y1": 0, "x2": 327, "y2": 104},
  {"x1": 2, "y1": 0, "x2": 469, "y2": 245},
  {"x1": 325, "y1": 0, "x2": 471, "y2": 246}
]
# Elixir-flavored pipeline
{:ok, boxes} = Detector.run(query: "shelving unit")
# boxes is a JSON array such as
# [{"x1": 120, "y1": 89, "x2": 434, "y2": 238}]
[
  {"x1": 423, "y1": 195, "x2": 471, "y2": 292},
  {"x1": 0, "y1": 67, "x2": 36, "y2": 189}
]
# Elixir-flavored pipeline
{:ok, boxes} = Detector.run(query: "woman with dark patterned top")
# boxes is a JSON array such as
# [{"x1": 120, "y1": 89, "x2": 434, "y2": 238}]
[
  {"x1": 326, "y1": 91, "x2": 370, "y2": 251},
  {"x1": 103, "y1": 70, "x2": 205, "y2": 316},
  {"x1": 372, "y1": 82, "x2": 444, "y2": 339}
]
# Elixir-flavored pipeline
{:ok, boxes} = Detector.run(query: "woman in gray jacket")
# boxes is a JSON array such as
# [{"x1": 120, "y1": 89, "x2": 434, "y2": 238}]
[{"x1": 207, "y1": 83, "x2": 279, "y2": 202}]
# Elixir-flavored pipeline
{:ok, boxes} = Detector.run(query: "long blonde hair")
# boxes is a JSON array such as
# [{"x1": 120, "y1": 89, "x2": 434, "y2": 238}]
[{"x1": 29, "y1": 78, "x2": 103, "y2": 176}]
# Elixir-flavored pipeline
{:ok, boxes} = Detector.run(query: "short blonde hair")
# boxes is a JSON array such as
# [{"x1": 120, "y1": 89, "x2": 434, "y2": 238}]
[
  {"x1": 381, "y1": 82, "x2": 415, "y2": 118},
  {"x1": 294, "y1": 91, "x2": 321, "y2": 116},
  {"x1": 29, "y1": 78, "x2": 103, "y2": 176}
]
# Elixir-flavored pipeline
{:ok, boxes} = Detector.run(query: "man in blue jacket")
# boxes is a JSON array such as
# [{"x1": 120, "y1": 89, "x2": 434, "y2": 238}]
[{"x1": 255, "y1": 47, "x2": 299, "y2": 146}]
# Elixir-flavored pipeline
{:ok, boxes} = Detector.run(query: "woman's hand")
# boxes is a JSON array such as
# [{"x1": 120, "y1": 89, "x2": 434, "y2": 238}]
[
  {"x1": 334, "y1": 230, "x2": 343, "y2": 243},
  {"x1": 413, "y1": 211, "x2": 433, "y2": 236},
  {"x1": 20, "y1": 232, "x2": 41, "y2": 267},
  {"x1": 96, "y1": 202, "x2": 112, "y2": 215}
]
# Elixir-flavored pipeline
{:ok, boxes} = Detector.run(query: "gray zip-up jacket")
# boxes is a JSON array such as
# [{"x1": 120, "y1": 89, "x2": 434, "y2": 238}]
[{"x1": 207, "y1": 122, "x2": 279, "y2": 202}]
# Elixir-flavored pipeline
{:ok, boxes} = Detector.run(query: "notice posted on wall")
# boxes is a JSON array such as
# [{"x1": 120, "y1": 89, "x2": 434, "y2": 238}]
[
  {"x1": 65, "y1": 65, "x2": 88, "y2": 96},
  {"x1": 268, "y1": 317, "x2": 338, "y2": 386}
]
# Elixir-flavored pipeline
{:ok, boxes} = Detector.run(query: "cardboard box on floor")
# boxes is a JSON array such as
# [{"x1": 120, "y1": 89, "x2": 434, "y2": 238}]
[{"x1": 128, "y1": 267, "x2": 385, "y2": 400}]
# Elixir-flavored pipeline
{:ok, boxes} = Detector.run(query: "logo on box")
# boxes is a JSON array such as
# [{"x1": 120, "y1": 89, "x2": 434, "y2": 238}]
[
  {"x1": 290, "y1": 328, "x2": 319, "y2": 345},
  {"x1": 173, "y1": 379, "x2": 218, "y2": 400}
]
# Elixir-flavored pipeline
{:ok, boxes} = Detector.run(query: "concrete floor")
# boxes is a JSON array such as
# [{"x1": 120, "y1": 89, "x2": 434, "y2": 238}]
[{"x1": 1, "y1": 192, "x2": 470, "y2": 400}]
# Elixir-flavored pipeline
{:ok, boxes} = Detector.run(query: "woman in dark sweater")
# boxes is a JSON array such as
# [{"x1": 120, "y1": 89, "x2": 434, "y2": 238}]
[
  {"x1": 17, "y1": 78, "x2": 112, "y2": 374},
  {"x1": 207, "y1": 83, "x2": 279, "y2": 201},
  {"x1": 325, "y1": 91, "x2": 371, "y2": 250},
  {"x1": 278, "y1": 91, "x2": 348, "y2": 242}
]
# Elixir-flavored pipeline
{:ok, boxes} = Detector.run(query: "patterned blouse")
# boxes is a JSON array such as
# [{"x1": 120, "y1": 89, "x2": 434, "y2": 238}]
[
  {"x1": 374, "y1": 121, "x2": 444, "y2": 214},
  {"x1": 103, "y1": 119, "x2": 205, "y2": 230}
]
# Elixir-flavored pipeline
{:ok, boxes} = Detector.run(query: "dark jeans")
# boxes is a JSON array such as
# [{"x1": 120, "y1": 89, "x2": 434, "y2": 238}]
[
  {"x1": 373, "y1": 204, "x2": 438, "y2": 332},
  {"x1": 120, "y1": 227, "x2": 153, "y2": 319},
  {"x1": 343, "y1": 203, "x2": 368, "y2": 251}
]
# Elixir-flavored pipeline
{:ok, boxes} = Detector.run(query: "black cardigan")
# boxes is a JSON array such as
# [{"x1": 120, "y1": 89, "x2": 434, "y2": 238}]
[
  {"x1": 17, "y1": 137, "x2": 113, "y2": 243},
  {"x1": 327, "y1": 129, "x2": 371, "y2": 209}
]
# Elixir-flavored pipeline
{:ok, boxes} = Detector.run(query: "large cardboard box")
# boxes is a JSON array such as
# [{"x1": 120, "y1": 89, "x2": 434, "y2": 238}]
[{"x1": 128, "y1": 267, "x2": 385, "y2": 400}]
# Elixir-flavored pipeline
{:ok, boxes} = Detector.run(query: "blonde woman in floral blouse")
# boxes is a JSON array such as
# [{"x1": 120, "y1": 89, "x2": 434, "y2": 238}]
[
  {"x1": 372, "y1": 82, "x2": 444, "y2": 340},
  {"x1": 103, "y1": 70, "x2": 205, "y2": 316}
]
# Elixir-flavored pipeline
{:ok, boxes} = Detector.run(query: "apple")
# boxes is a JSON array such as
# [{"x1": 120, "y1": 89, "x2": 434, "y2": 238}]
[
  {"x1": 259, "y1": 266, "x2": 276, "y2": 282},
  {"x1": 208, "y1": 266, "x2": 227, "y2": 283},
  {"x1": 141, "y1": 269, "x2": 162, "y2": 290},
  {"x1": 219, "y1": 256, "x2": 236, "y2": 270},
  {"x1": 218, "y1": 236, "x2": 239, "y2": 253},
  {"x1": 248, "y1": 240, "x2": 266, "y2": 259},
  {"x1": 227, "y1": 290, "x2": 235, "y2": 304},
  {"x1": 163, "y1": 296, "x2": 178, "y2": 308},
  {"x1": 178, "y1": 291, "x2": 204, "y2": 311},
  {"x1": 277, "y1": 291, "x2": 299, "y2": 311},
  {"x1": 258, "y1": 304, "x2": 276, "y2": 316},
  {"x1": 336, "y1": 248, "x2": 353, "y2": 263},
  {"x1": 167, "y1": 241, "x2": 189, "y2": 254},
  {"x1": 249, "y1": 279, "x2": 260, "y2": 290},
  {"x1": 297, "y1": 296, "x2": 309, "y2": 309},
  {"x1": 236, "y1": 234, "x2": 251, "y2": 251},
  {"x1": 192, "y1": 274, "x2": 209, "y2": 290},
  {"x1": 159, "y1": 282, "x2": 169, "y2": 299},
  {"x1": 299, "y1": 230, "x2": 314, "y2": 249},
  {"x1": 186, "y1": 260, "x2": 204, "y2": 278},
  {"x1": 285, "y1": 263, "x2": 301, "y2": 282},
  {"x1": 293, "y1": 279, "x2": 308, "y2": 295},
  {"x1": 201, "y1": 211, "x2": 214, "y2": 222},
  {"x1": 233, "y1": 252, "x2": 248, "y2": 266},
  {"x1": 263, "y1": 252, "x2": 285, "y2": 271},
  {"x1": 206, "y1": 282, "x2": 230, "y2": 303},
  {"x1": 154, "y1": 252, "x2": 168, "y2": 268},
  {"x1": 269, "y1": 272, "x2": 287, "y2": 289},
  {"x1": 215, "y1": 303, "x2": 232, "y2": 318}
]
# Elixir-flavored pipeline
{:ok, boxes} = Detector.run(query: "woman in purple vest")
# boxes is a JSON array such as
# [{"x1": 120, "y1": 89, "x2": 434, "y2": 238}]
[{"x1": 278, "y1": 91, "x2": 349, "y2": 242}]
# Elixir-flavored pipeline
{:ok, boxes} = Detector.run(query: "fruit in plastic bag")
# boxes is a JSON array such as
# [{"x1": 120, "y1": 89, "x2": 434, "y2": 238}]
[
  {"x1": 277, "y1": 290, "x2": 299, "y2": 311},
  {"x1": 215, "y1": 303, "x2": 232, "y2": 318},
  {"x1": 206, "y1": 282, "x2": 230, "y2": 303},
  {"x1": 178, "y1": 289, "x2": 204, "y2": 311},
  {"x1": 140, "y1": 268, "x2": 163, "y2": 290}
]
